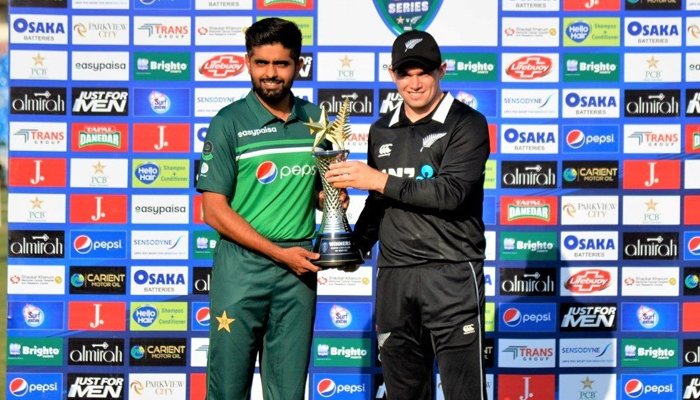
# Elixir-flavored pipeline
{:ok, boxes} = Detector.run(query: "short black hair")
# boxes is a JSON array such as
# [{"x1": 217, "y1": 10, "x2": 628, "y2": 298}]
[{"x1": 245, "y1": 17, "x2": 302, "y2": 60}]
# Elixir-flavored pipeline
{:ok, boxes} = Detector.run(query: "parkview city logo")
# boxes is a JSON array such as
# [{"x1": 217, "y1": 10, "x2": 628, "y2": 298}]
[{"x1": 500, "y1": 196, "x2": 558, "y2": 225}]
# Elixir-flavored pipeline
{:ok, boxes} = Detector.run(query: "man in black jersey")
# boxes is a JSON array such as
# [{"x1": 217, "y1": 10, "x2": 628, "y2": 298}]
[{"x1": 325, "y1": 30, "x2": 489, "y2": 400}]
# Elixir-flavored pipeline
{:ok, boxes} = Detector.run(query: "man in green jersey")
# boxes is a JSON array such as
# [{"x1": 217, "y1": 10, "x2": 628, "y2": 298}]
[{"x1": 196, "y1": 17, "x2": 322, "y2": 399}]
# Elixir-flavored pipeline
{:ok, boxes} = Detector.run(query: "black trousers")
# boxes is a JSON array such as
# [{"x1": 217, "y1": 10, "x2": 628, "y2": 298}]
[{"x1": 376, "y1": 262, "x2": 486, "y2": 400}]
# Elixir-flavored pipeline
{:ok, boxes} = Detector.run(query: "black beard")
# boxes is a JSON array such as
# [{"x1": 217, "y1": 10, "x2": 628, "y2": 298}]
[{"x1": 253, "y1": 79, "x2": 293, "y2": 106}]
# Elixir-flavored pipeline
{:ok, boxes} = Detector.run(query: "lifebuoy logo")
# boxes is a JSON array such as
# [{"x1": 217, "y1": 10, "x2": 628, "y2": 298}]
[
  {"x1": 505, "y1": 55, "x2": 553, "y2": 80},
  {"x1": 198, "y1": 54, "x2": 246, "y2": 79}
]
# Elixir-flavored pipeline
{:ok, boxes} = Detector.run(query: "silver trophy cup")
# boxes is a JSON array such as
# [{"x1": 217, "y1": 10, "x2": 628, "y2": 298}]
[{"x1": 313, "y1": 148, "x2": 363, "y2": 268}]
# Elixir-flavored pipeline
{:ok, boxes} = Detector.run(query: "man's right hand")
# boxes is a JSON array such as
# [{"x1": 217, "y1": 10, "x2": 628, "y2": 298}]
[{"x1": 277, "y1": 247, "x2": 321, "y2": 275}]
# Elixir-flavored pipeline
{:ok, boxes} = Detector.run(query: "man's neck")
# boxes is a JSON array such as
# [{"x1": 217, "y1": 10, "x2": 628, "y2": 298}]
[
  {"x1": 256, "y1": 93, "x2": 293, "y2": 121},
  {"x1": 404, "y1": 92, "x2": 445, "y2": 123}
]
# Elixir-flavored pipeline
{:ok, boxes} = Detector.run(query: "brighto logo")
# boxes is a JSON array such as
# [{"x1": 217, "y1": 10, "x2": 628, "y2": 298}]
[
  {"x1": 317, "y1": 378, "x2": 367, "y2": 398},
  {"x1": 255, "y1": 161, "x2": 316, "y2": 184}
]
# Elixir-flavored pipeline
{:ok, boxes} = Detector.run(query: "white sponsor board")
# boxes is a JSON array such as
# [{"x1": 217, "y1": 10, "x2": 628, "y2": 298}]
[
  {"x1": 502, "y1": 0, "x2": 559, "y2": 11},
  {"x1": 686, "y1": 53, "x2": 700, "y2": 81},
  {"x1": 562, "y1": 89, "x2": 620, "y2": 119},
  {"x1": 623, "y1": 124, "x2": 680, "y2": 154},
  {"x1": 194, "y1": 52, "x2": 249, "y2": 81},
  {"x1": 70, "y1": 158, "x2": 129, "y2": 188},
  {"x1": 193, "y1": 123, "x2": 208, "y2": 153},
  {"x1": 190, "y1": 337, "x2": 208, "y2": 367},
  {"x1": 686, "y1": 160, "x2": 700, "y2": 188},
  {"x1": 625, "y1": 17, "x2": 682, "y2": 47},
  {"x1": 501, "y1": 17, "x2": 560, "y2": 47},
  {"x1": 502, "y1": 53, "x2": 559, "y2": 82},
  {"x1": 72, "y1": 15, "x2": 130, "y2": 45},
  {"x1": 559, "y1": 338, "x2": 617, "y2": 368},
  {"x1": 377, "y1": 52, "x2": 392, "y2": 82},
  {"x1": 317, "y1": 266, "x2": 373, "y2": 296},
  {"x1": 10, "y1": 50, "x2": 67, "y2": 80},
  {"x1": 131, "y1": 195, "x2": 189, "y2": 224},
  {"x1": 72, "y1": 51, "x2": 130, "y2": 81},
  {"x1": 485, "y1": 231, "x2": 496, "y2": 261},
  {"x1": 131, "y1": 230, "x2": 189, "y2": 260},
  {"x1": 621, "y1": 267, "x2": 679, "y2": 296},
  {"x1": 194, "y1": 87, "x2": 249, "y2": 117},
  {"x1": 484, "y1": 266, "x2": 496, "y2": 297},
  {"x1": 8, "y1": 193, "x2": 66, "y2": 223},
  {"x1": 501, "y1": 89, "x2": 558, "y2": 118},
  {"x1": 73, "y1": 0, "x2": 128, "y2": 9},
  {"x1": 560, "y1": 266, "x2": 618, "y2": 297},
  {"x1": 558, "y1": 374, "x2": 616, "y2": 400},
  {"x1": 10, "y1": 14, "x2": 68, "y2": 45},
  {"x1": 498, "y1": 338, "x2": 556, "y2": 368},
  {"x1": 317, "y1": 52, "x2": 375, "y2": 82},
  {"x1": 10, "y1": 121, "x2": 67, "y2": 152},
  {"x1": 130, "y1": 266, "x2": 189, "y2": 296},
  {"x1": 561, "y1": 195, "x2": 619, "y2": 225},
  {"x1": 195, "y1": 0, "x2": 251, "y2": 9},
  {"x1": 624, "y1": 53, "x2": 681, "y2": 83},
  {"x1": 687, "y1": 17, "x2": 700, "y2": 46},
  {"x1": 194, "y1": 16, "x2": 250, "y2": 46},
  {"x1": 500, "y1": 124, "x2": 559, "y2": 154},
  {"x1": 133, "y1": 16, "x2": 191, "y2": 46},
  {"x1": 622, "y1": 195, "x2": 680, "y2": 225},
  {"x1": 318, "y1": 1, "x2": 497, "y2": 46},
  {"x1": 560, "y1": 231, "x2": 618, "y2": 261},
  {"x1": 128, "y1": 373, "x2": 186, "y2": 400},
  {"x1": 346, "y1": 124, "x2": 369, "y2": 156},
  {"x1": 7, "y1": 265, "x2": 65, "y2": 295}
]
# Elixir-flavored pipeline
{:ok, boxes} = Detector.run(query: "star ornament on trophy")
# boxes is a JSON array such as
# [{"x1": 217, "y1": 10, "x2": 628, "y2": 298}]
[{"x1": 305, "y1": 98, "x2": 363, "y2": 268}]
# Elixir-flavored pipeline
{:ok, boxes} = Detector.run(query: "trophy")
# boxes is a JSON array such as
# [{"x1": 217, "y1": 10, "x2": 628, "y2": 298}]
[{"x1": 305, "y1": 98, "x2": 364, "y2": 268}]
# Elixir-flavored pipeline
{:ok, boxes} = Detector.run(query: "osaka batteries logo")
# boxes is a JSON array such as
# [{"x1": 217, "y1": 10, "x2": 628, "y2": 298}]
[{"x1": 256, "y1": 161, "x2": 277, "y2": 184}]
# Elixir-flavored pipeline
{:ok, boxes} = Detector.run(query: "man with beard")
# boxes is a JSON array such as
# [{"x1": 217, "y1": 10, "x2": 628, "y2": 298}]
[{"x1": 196, "y1": 17, "x2": 323, "y2": 399}]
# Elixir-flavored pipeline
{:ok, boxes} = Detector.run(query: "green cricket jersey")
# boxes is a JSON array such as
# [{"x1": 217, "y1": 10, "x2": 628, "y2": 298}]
[{"x1": 196, "y1": 90, "x2": 322, "y2": 241}]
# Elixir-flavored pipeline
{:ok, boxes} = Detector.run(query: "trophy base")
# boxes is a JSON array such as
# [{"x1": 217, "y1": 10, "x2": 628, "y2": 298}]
[{"x1": 313, "y1": 232, "x2": 364, "y2": 269}]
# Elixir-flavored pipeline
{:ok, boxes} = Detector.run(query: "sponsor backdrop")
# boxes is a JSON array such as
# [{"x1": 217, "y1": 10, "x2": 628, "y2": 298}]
[{"x1": 5, "y1": 0, "x2": 700, "y2": 399}]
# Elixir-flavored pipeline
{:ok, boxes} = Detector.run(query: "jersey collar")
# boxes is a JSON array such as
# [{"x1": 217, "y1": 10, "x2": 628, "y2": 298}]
[
  {"x1": 245, "y1": 89, "x2": 308, "y2": 126},
  {"x1": 389, "y1": 92, "x2": 454, "y2": 127}
]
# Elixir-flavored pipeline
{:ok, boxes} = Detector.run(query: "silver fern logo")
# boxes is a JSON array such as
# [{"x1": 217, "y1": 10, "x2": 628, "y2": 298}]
[
  {"x1": 421, "y1": 132, "x2": 447, "y2": 151},
  {"x1": 404, "y1": 38, "x2": 424, "y2": 51}
]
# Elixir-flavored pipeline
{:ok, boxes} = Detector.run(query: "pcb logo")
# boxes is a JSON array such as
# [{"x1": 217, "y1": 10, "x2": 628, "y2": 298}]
[{"x1": 374, "y1": 0, "x2": 443, "y2": 34}]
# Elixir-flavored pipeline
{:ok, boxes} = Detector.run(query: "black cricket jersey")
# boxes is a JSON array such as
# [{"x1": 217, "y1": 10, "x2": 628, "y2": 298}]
[{"x1": 354, "y1": 92, "x2": 490, "y2": 267}]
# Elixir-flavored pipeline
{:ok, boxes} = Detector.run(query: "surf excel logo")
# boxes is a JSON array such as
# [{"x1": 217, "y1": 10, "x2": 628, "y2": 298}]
[{"x1": 373, "y1": 0, "x2": 442, "y2": 34}]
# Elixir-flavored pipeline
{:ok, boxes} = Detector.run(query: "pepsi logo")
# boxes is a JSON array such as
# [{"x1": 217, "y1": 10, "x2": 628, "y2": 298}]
[
  {"x1": 624, "y1": 378, "x2": 644, "y2": 398},
  {"x1": 196, "y1": 306, "x2": 210, "y2": 326},
  {"x1": 689, "y1": 236, "x2": 700, "y2": 256},
  {"x1": 317, "y1": 378, "x2": 336, "y2": 397},
  {"x1": 73, "y1": 235, "x2": 93, "y2": 254},
  {"x1": 566, "y1": 129, "x2": 585, "y2": 149},
  {"x1": 9, "y1": 377, "x2": 29, "y2": 397},
  {"x1": 503, "y1": 308, "x2": 522, "y2": 327},
  {"x1": 256, "y1": 161, "x2": 277, "y2": 184}
]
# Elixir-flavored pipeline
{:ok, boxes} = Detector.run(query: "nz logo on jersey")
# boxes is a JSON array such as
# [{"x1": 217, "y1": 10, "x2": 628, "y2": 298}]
[{"x1": 373, "y1": 0, "x2": 443, "y2": 34}]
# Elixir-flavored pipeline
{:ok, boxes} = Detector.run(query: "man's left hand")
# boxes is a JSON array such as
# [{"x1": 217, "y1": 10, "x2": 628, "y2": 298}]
[{"x1": 325, "y1": 161, "x2": 388, "y2": 193}]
